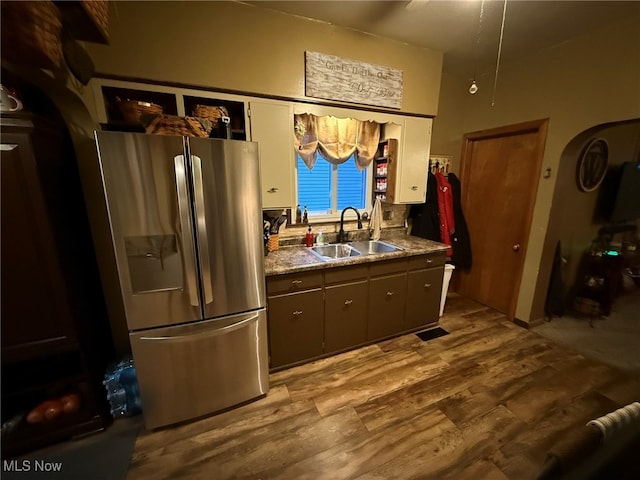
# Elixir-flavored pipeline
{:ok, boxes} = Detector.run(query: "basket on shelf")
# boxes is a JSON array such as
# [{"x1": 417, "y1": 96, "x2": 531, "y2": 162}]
[
  {"x1": 79, "y1": 0, "x2": 110, "y2": 43},
  {"x1": 117, "y1": 100, "x2": 163, "y2": 124},
  {"x1": 0, "y1": 0, "x2": 63, "y2": 70},
  {"x1": 56, "y1": 0, "x2": 110, "y2": 44},
  {"x1": 192, "y1": 105, "x2": 230, "y2": 124},
  {"x1": 267, "y1": 235, "x2": 279, "y2": 252},
  {"x1": 144, "y1": 114, "x2": 211, "y2": 138}
]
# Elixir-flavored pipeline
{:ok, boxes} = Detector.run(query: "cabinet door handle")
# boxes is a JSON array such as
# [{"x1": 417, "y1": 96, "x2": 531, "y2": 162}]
[
  {"x1": 344, "y1": 299, "x2": 353, "y2": 305},
  {"x1": 426, "y1": 258, "x2": 433, "y2": 264},
  {"x1": 386, "y1": 291, "x2": 395, "y2": 296},
  {"x1": 424, "y1": 283, "x2": 432, "y2": 288},
  {"x1": 410, "y1": 186, "x2": 418, "y2": 191},
  {"x1": 292, "y1": 310, "x2": 303, "y2": 315},
  {"x1": 268, "y1": 187, "x2": 279, "y2": 193},
  {"x1": 291, "y1": 280, "x2": 303, "y2": 285}
]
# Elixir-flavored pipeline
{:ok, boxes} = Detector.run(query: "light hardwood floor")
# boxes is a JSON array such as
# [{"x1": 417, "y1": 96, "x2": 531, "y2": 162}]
[{"x1": 127, "y1": 294, "x2": 640, "y2": 479}]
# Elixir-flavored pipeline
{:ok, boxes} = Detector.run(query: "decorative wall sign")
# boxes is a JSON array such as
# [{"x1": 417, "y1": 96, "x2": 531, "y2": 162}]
[
  {"x1": 576, "y1": 138, "x2": 608, "y2": 192},
  {"x1": 305, "y1": 51, "x2": 403, "y2": 109}
]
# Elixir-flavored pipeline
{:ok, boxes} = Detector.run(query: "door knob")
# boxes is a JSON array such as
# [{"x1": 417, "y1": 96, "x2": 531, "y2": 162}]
[{"x1": 513, "y1": 243, "x2": 521, "y2": 252}]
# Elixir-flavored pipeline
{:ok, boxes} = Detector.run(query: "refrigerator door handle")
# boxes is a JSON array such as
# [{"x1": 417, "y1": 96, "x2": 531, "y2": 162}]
[
  {"x1": 191, "y1": 154, "x2": 214, "y2": 305},
  {"x1": 138, "y1": 311, "x2": 260, "y2": 343},
  {"x1": 174, "y1": 154, "x2": 200, "y2": 307}
]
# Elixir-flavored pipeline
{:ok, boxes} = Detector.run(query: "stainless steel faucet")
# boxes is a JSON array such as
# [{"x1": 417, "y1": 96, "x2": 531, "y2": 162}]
[{"x1": 338, "y1": 207, "x2": 363, "y2": 243}]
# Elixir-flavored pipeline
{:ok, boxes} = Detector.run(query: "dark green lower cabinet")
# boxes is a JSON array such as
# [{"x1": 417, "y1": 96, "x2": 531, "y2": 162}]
[
  {"x1": 268, "y1": 289, "x2": 324, "y2": 368},
  {"x1": 324, "y1": 280, "x2": 369, "y2": 354},
  {"x1": 405, "y1": 268, "x2": 444, "y2": 330},
  {"x1": 368, "y1": 273, "x2": 407, "y2": 340},
  {"x1": 267, "y1": 254, "x2": 445, "y2": 370}
]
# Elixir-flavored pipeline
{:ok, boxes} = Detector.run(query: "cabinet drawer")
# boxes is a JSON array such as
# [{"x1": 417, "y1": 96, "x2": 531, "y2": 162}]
[
  {"x1": 408, "y1": 253, "x2": 446, "y2": 270},
  {"x1": 324, "y1": 264, "x2": 368, "y2": 285},
  {"x1": 369, "y1": 259, "x2": 408, "y2": 277},
  {"x1": 266, "y1": 270, "x2": 324, "y2": 295}
]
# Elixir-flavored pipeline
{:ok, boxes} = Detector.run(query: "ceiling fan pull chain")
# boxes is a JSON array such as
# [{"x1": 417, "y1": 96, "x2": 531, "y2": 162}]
[
  {"x1": 470, "y1": 0, "x2": 485, "y2": 94},
  {"x1": 491, "y1": 0, "x2": 509, "y2": 107}
]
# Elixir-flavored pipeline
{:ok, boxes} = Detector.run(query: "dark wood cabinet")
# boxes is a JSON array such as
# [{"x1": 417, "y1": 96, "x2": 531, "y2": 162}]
[
  {"x1": 406, "y1": 268, "x2": 443, "y2": 330},
  {"x1": 267, "y1": 289, "x2": 325, "y2": 368},
  {"x1": 1, "y1": 113, "x2": 113, "y2": 458},
  {"x1": 267, "y1": 270, "x2": 325, "y2": 368},
  {"x1": 368, "y1": 273, "x2": 407, "y2": 340},
  {"x1": 1, "y1": 127, "x2": 77, "y2": 360},
  {"x1": 325, "y1": 280, "x2": 369, "y2": 354},
  {"x1": 405, "y1": 253, "x2": 445, "y2": 330},
  {"x1": 266, "y1": 253, "x2": 443, "y2": 370}
]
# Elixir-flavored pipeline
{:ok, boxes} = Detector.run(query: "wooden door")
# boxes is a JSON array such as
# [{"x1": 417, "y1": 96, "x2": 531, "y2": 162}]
[{"x1": 456, "y1": 119, "x2": 548, "y2": 319}]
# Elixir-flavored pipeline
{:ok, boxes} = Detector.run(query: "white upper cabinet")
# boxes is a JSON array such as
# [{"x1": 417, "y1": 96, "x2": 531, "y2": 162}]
[
  {"x1": 393, "y1": 117, "x2": 432, "y2": 204},
  {"x1": 248, "y1": 101, "x2": 294, "y2": 209},
  {"x1": 84, "y1": 78, "x2": 432, "y2": 209},
  {"x1": 379, "y1": 117, "x2": 432, "y2": 204}
]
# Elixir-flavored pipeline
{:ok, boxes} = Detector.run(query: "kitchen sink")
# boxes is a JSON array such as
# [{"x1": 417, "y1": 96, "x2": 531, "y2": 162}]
[
  {"x1": 349, "y1": 240, "x2": 402, "y2": 255},
  {"x1": 308, "y1": 240, "x2": 402, "y2": 262},
  {"x1": 309, "y1": 244, "x2": 360, "y2": 261}
]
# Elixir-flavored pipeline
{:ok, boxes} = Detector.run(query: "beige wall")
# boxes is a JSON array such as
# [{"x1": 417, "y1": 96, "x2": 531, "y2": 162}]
[
  {"x1": 84, "y1": 1, "x2": 639, "y2": 323},
  {"x1": 86, "y1": 1, "x2": 442, "y2": 116},
  {"x1": 432, "y1": 15, "x2": 640, "y2": 322}
]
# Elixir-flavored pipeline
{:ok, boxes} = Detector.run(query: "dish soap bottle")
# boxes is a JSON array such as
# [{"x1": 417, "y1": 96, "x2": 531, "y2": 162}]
[
  {"x1": 305, "y1": 225, "x2": 314, "y2": 247},
  {"x1": 316, "y1": 229, "x2": 325, "y2": 246}
]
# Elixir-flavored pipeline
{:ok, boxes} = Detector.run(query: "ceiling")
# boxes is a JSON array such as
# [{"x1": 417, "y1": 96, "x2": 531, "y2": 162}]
[{"x1": 242, "y1": 0, "x2": 640, "y2": 77}]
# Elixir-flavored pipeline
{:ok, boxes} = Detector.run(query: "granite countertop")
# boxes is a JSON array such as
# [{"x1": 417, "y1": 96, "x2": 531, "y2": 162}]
[{"x1": 264, "y1": 230, "x2": 449, "y2": 276}]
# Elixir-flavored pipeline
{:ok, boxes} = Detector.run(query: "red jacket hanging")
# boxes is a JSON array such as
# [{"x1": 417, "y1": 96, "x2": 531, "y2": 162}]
[{"x1": 435, "y1": 172, "x2": 455, "y2": 257}]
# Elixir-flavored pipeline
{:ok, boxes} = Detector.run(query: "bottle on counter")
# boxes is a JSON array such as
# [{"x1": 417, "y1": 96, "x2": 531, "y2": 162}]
[
  {"x1": 316, "y1": 229, "x2": 325, "y2": 245},
  {"x1": 302, "y1": 206, "x2": 308, "y2": 224},
  {"x1": 304, "y1": 225, "x2": 314, "y2": 247},
  {"x1": 296, "y1": 204, "x2": 302, "y2": 224}
]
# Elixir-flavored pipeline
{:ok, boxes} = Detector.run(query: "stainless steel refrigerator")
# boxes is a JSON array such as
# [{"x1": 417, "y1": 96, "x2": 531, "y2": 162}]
[{"x1": 94, "y1": 131, "x2": 268, "y2": 429}]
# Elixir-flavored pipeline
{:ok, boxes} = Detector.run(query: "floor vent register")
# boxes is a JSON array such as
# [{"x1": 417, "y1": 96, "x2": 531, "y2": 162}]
[{"x1": 415, "y1": 327, "x2": 449, "y2": 342}]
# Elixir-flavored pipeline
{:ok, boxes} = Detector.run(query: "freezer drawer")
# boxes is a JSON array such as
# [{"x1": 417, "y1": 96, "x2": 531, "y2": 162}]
[{"x1": 130, "y1": 309, "x2": 269, "y2": 429}]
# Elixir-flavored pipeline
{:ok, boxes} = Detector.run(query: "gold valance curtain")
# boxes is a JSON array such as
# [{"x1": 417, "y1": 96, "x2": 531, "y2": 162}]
[{"x1": 294, "y1": 114, "x2": 380, "y2": 171}]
